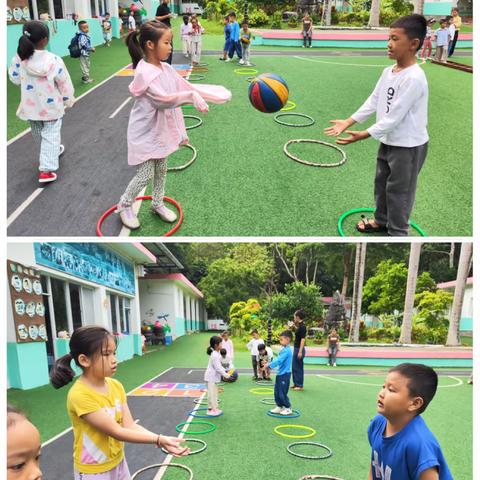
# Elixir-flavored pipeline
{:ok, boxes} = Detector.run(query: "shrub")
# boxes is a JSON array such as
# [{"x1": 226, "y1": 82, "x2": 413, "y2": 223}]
[{"x1": 247, "y1": 8, "x2": 269, "y2": 26}]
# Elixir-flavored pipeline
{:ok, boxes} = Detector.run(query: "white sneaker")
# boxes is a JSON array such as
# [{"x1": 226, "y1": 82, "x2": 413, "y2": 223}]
[
  {"x1": 152, "y1": 205, "x2": 177, "y2": 223},
  {"x1": 280, "y1": 408, "x2": 293, "y2": 415},
  {"x1": 246, "y1": 62, "x2": 252, "y2": 66},
  {"x1": 270, "y1": 406, "x2": 283, "y2": 414},
  {"x1": 59, "y1": 144, "x2": 65, "y2": 156},
  {"x1": 239, "y1": 59, "x2": 245, "y2": 65},
  {"x1": 117, "y1": 205, "x2": 140, "y2": 230},
  {"x1": 333, "y1": 363, "x2": 337, "y2": 367},
  {"x1": 225, "y1": 58, "x2": 232, "y2": 62}
]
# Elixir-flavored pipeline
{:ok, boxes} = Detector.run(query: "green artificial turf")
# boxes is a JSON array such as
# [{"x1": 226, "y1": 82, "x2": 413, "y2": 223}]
[
  {"x1": 158, "y1": 373, "x2": 471, "y2": 479},
  {"x1": 7, "y1": 37, "x2": 131, "y2": 140},
  {"x1": 131, "y1": 54, "x2": 472, "y2": 237}
]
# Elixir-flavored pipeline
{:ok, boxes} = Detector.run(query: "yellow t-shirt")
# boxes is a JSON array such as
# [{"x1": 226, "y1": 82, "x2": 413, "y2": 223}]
[
  {"x1": 453, "y1": 15, "x2": 462, "y2": 30},
  {"x1": 67, "y1": 377, "x2": 126, "y2": 474}
]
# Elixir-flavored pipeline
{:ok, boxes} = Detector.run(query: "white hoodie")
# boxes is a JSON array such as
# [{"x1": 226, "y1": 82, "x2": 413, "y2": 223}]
[{"x1": 9, "y1": 50, "x2": 75, "y2": 121}]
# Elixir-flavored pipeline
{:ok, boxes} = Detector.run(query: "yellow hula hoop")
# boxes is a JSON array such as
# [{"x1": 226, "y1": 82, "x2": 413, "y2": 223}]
[
  {"x1": 281, "y1": 100, "x2": 297, "y2": 112},
  {"x1": 249, "y1": 387, "x2": 274, "y2": 395},
  {"x1": 234, "y1": 68, "x2": 259, "y2": 75},
  {"x1": 274, "y1": 424, "x2": 317, "y2": 439}
]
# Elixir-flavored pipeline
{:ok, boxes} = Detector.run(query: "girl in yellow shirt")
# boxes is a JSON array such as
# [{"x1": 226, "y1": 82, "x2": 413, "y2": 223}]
[{"x1": 50, "y1": 326, "x2": 189, "y2": 479}]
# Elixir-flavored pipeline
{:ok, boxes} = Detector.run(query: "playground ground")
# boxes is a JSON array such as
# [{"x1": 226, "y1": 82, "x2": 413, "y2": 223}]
[
  {"x1": 7, "y1": 39, "x2": 472, "y2": 237},
  {"x1": 7, "y1": 333, "x2": 473, "y2": 479}
]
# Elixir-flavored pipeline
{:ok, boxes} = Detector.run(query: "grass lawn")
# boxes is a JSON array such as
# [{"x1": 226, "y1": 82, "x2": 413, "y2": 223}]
[
  {"x1": 131, "y1": 54, "x2": 472, "y2": 237},
  {"x1": 7, "y1": 332, "x2": 472, "y2": 479}
]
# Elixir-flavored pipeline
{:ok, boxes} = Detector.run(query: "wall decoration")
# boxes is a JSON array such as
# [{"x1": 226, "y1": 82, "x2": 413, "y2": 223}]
[{"x1": 7, "y1": 0, "x2": 30, "y2": 23}]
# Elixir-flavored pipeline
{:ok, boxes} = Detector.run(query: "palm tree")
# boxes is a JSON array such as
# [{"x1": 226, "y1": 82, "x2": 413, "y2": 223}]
[
  {"x1": 368, "y1": 0, "x2": 380, "y2": 27},
  {"x1": 399, "y1": 243, "x2": 422, "y2": 344},
  {"x1": 349, "y1": 243, "x2": 367, "y2": 342},
  {"x1": 446, "y1": 242, "x2": 473, "y2": 346}
]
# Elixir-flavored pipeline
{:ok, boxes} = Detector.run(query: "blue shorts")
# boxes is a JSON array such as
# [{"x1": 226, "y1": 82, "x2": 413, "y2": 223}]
[{"x1": 224, "y1": 39, "x2": 231, "y2": 52}]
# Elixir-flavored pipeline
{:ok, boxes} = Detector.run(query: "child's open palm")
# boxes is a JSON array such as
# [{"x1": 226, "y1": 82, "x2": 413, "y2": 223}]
[{"x1": 324, "y1": 119, "x2": 350, "y2": 137}]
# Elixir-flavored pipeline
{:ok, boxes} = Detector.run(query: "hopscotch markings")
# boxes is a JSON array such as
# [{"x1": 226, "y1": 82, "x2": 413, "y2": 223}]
[
  {"x1": 316, "y1": 374, "x2": 463, "y2": 388},
  {"x1": 130, "y1": 381, "x2": 206, "y2": 397},
  {"x1": 7, "y1": 188, "x2": 45, "y2": 228},
  {"x1": 109, "y1": 97, "x2": 132, "y2": 119}
]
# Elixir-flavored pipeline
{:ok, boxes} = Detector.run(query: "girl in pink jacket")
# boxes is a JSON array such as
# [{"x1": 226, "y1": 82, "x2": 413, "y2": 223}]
[
  {"x1": 117, "y1": 20, "x2": 232, "y2": 230},
  {"x1": 9, "y1": 21, "x2": 74, "y2": 184}
]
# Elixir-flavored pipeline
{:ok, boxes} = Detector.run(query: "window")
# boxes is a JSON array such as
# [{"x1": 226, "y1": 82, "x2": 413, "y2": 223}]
[
  {"x1": 69, "y1": 283, "x2": 82, "y2": 331},
  {"x1": 124, "y1": 298, "x2": 131, "y2": 333},
  {"x1": 53, "y1": 0, "x2": 63, "y2": 18},
  {"x1": 50, "y1": 277, "x2": 68, "y2": 333},
  {"x1": 110, "y1": 294, "x2": 118, "y2": 333}
]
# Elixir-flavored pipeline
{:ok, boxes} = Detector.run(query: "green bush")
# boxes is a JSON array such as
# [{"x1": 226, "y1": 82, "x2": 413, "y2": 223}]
[
  {"x1": 336, "y1": 11, "x2": 369, "y2": 25},
  {"x1": 247, "y1": 8, "x2": 269, "y2": 27},
  {"x1": 271, "y1": 20, "x2": 282, "y2": 29},
  {"x1": 288, "y1": 15, "x2": 298, "y2": 28}
]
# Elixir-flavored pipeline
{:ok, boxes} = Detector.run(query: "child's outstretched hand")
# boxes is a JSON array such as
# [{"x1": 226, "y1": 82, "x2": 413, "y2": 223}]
[
  {"x1": 192, "y1": 92, "x2": 209, "y2": 113},
  {"x1": 157, "y1": 435, "x2": 190, "y2": 456},
  {"x1": 336, "y1": 130, "x2": 370, "y2": 145},
  {"x1": 324, "y1": 119, "x2": 351, "y2": 137}
]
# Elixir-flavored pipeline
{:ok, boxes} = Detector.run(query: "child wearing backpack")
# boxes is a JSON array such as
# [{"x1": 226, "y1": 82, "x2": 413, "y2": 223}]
[
  {"x1": 77, "y1": 20, "x2": 95, "y2": 83},
  {"x1": 9, "y1": 21, "x2": 74, "y2": 184}
]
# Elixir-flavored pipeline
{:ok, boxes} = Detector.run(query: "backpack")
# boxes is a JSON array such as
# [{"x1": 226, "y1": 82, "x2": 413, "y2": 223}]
[{"x1": 68, "y1": 33, "x2": 81, "y2": 58}]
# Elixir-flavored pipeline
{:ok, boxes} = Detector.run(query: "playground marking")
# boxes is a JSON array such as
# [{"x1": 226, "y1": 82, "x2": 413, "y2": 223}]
[
  {"x1": 130, "y1": 381, "x2": 206, "y2": 397},
  {"x1": 294, "y1": 55, "x2": 426, "y2": 68},
  {"x1": 109, "y1": 97, "x2": 132, "y2": 119},
  {"x1": 7, "y1": 188, "x2": 44, "y2": 228},
  {"x1": 316, "y1": 375, "x2": 463, "y2": 388},
  {"x1": 154, "y1": 391, "x2": 207, "y2": 480}
]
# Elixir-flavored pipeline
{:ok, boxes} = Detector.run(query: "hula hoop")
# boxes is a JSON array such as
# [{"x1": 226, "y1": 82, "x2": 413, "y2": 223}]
[
  {"x1": 281, "y1": 100, "x2": 297, "y2": 112},
  {"x1": 182, "y1": 105, "x2": 194, "y2": 109},
  {"x1": 96, "y1": 196, "x2": 183, "y2": 237},
  {"x1": 191, "y1": 67, "x2": 209, "y2": 73},
  {"x1": 299, "y1": 476, "x2": 345, "y2": 480},
  {"x1": 189, "y1": 407, "x2": 224, "y2": 418},
  {"x1": 287, "y1": 442, "x2": 333, "y2": 460},
  {"x1": 274, "y1": 424, "x2": 316, "y2": 439},
  {"x1": 175, "y1": 421, "x2": 216, "y2": 435},
  {"x1": 267, "y1": 409, "x2": 301, "y2": 419},
  {"x1": 337, "y1": 208, "x2": 427, "y2": 237},
  {"x1": 161, "y1": 438, "x2": 207, "y2": 456},
  {"x1": 260, "y1": 397, "x2": 276, "y2": 405},
  {"x1": 246, "y1": 76, "x2": 256, "y2": 82},
  {"x1": 249, "y1": 387, "x2": 274, "y2": 395},
  {"x1": 183, "y1": 115, "x2": 203, "y2": 130},
  {"x1": 218, "y1": 381, "x2": 226, "y2": 386},
  {"x1": 167, "y1": 144, "x2": 197, "y2": 172},
  {"x1": 196, "y1": 62, "x2": 209, "y2": 67},
  {"x1": 284, "y1": 139, "x2": 347, "y2": 168},
  {"x1": 234, "y1": 68, "x2": 258, "y2": 75},
  {"x1": 193, "y1": 397, "x2": 221, "y2": 405},
  {"x1": 274, "y1": 113, "x2": 315, "y2": 127},
  {"x1": 132, "y1": 463, "x2": 192, "y2": 480},
  {"x1": 188, "y1": 73, "x2": 206, "y2": 81}
]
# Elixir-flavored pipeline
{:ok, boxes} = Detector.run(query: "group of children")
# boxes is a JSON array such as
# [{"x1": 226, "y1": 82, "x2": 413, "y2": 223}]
[
  {"x1": 180, "y1": 14, "x2": 205, "y2": 65},
  {"x1": 219, "y1": 12, "x2": 253, "y2": 66},
  {"x1": 419, "y1": 13, "x2": 461, "y2": 63},
  {"x1": 6, "y1": 320, "x2": 456, "y2": 479}
]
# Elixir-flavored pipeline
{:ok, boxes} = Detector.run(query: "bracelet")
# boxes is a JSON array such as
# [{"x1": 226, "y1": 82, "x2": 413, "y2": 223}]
[{"x1": 155, "y1": 435, "x2": 160, "y2": 448}]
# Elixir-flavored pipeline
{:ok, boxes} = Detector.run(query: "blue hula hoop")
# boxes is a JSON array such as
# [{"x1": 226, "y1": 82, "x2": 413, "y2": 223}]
[{"x1": 267, "y1": 409, "x2": 301, "y2": 419}]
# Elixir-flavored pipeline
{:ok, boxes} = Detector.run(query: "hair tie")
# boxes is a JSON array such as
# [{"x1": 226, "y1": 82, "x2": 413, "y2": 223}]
[{"x1": 24, "y1": 31, "x2": 31, "y2": 37}]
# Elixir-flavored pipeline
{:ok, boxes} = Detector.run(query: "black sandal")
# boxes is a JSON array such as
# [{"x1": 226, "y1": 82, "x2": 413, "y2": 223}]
[{"x1": 356, "y1": 215, "x2": 388, "y2": 234}]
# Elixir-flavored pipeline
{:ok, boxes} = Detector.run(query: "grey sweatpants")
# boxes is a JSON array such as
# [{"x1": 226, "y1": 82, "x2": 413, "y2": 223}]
[
  {"x1": 374, "y1": 142, "x2": 428, "y2": 236},
  {"x1": 80, "y1": 55, "x2": 91, "y2": 80}
]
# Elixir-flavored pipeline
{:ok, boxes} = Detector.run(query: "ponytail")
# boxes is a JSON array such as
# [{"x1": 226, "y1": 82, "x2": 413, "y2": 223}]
[
  {"x1": 207, "y1": 346, "x2": 213, "y2": 355},
  {"x1": 17, "y1": 21, "x2": 49, "y2": 61},
  {"x1": 50, "y1": 353, "x2": 75, "y2": 389},
  {"x1": 126, "y1": 30, "x2": 143, "y2": 69}
]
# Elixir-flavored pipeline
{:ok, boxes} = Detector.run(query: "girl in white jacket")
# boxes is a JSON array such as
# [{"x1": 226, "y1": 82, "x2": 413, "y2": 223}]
[
  {"x1": 9, "y1": 21, "x2": 74, "y2": 184},
  {"x1": 204, "y1": 336, "x2": 230, "y2": 415}
]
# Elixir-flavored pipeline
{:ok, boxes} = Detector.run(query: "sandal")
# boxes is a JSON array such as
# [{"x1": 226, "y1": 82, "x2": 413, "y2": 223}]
[{"x1": 356, "y1": 215, "x2": 387, "y2": 234}]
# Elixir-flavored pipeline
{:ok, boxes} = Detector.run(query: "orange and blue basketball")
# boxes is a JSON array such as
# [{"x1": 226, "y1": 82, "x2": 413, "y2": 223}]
[{"x1": 248, "y1": 73, "x2": 289, "y2": 113}]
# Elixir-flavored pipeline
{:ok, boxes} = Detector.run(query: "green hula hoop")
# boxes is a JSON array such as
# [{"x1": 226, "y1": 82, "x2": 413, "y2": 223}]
[
  {"x1": 175, "y1": 421, "x2": 216, "y2": 434},
  {"x1": 299, "y1": 476, "x2": 346, "y2": 480},
  {"x1": 281, "y1": 100, "x2": 297, "y2": 112},
  {"x1": 249, "y1": 387, "x2": 274, "y2": 395},
  {"x1": 188, "y1": 73, "x2": 206, "y2": 81},
  {"x1": 274, "y1": 424, "x2": 316, "y2": 439},
  {"x1": 337, "y1": 208, "x2": 427, "y2": 237}
]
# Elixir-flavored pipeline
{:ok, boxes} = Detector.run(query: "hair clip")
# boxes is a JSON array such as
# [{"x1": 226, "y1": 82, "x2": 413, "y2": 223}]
[{"x1": 24, "y1": 30, "x2": 31, "y2": 37}]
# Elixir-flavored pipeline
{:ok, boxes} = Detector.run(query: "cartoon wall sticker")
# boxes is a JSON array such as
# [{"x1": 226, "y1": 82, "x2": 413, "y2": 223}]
[
  {"x1": 26, "y1": 301, "x2": 36, "y2": 317},
  {"x1": 33, "y1": 280, "x2": 42, "y2": 295},
  {"x1": 36, "y1": 302, "x2": 45, "y2": 316},
  {"x1": 38, "y1": 325, "x2": 47, "y2": 340},
  {"x1": 17, "y1": 324, "x2": 28, "y2": 340},
  {"x1": 15, "y1": 298, "x2": 26, "y2": 315},
  {"x1": 28, "y1": 325, "x2": 39, "y2": 340},
  {"x1": 11, "y1": 275, "x2": 22, "y2": 292},
  {"x1": 23, "y1": 277, "x2": 32, "y2": 294}
]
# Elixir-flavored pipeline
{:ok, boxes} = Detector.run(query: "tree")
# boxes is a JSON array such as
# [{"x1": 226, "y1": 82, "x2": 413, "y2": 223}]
[
  {"x1": 446, "y1": 243, "x2": 473, "y2": 346},
  {"x1": 368, "y1": 0, "x2": 380, "y2": 27},
  {"x1": 399, "y1": 243, "x2": 422, "y2": 344},
  {"x1": 349, "y1": 243, "x2": 367, "y2": 342}
]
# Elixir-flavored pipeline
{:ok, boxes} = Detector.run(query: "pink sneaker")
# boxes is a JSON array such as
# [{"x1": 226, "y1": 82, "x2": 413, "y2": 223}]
[
  {"x1": 206, "y1": 409, "x2": 222, "y2": 416},
  {"x1": 39, "y1": 172, "x2": 57, "y2": 184}
]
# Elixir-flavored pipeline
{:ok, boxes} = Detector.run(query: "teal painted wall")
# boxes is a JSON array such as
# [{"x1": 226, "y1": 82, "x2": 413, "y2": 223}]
[
  {"x1": 252, "y1": 38, "x2": 472, "y2": 49},
  {"x1": 460, "y1": 316, "x2": 473, "y2": 331},
  {"x1": 7, "y1": 342, "x2": 49, "y2": 390},
  {"x1": 7, "y1": 18, "x2": 120, "y2": 67},
  {"x1": 133, "y1": 333, "x2": 143, "y2": 356},
  {"x1": 423, "y1": 2, "x2": 453, "y2": 15},
  {"x1": 116, "y1": 335, "x2": 135, "y2": 362},
  {"x1": 175, "y1": 317, "x2": 186, "y2": 337},
  {"x1": 304, "y1": 356, "x2": 472, "y2": 367}
]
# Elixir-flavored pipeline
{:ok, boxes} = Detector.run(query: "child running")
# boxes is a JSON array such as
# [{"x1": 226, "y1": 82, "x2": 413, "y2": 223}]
[
  {"x1": 180, "y1": 15, "x2": 191, "y2": 58},
  {"x1": 263, "y1": 330, "x2": 293, "y2": 415},
  {"x1": 50, "y1": 326, "x2": 189, "y2": 478},
  {"x1": 7, "y1": 405, "x2": 43, "y2": 480},
  {"x1": 369, "y1": 363, "x2": 453, "y2": 479},
  {"x1": 8, "y1": 20, "x2": 74, "y2": 185},
  {"x1": 205, "y1": 336, "x2": 231, "y2": 415},
  {"x1": 116, "y1": 21, "x2": 231, "y2": 230},
  {"x1": 325, "y1": 14, "x2": 429, "y2": 237}
]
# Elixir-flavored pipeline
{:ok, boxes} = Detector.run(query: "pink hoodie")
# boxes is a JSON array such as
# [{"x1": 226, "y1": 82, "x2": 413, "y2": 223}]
[{"x1": 127, "y1": 59, "x2": 232, "y2": 166}]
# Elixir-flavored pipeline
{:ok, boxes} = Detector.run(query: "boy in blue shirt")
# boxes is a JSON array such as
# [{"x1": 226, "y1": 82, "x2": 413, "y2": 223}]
[
  {"x1": 219, "y1": 15, "x2": 232, "y2": 61},
  {"x1": 368, "y1": 363, "x2": 453, "y2": 480},
  {"x1": 262, "y1": 330, "x2": 293, "y2": 416},
  {"x1": 77, "y1": 21, "x2": 95, "y2": 84},
  {"x1": 226, "y1": 12, "x2": 242, "y2": 62},
  {"x1": 434, "y1": 18, "x2": 450, "y2": 63}
]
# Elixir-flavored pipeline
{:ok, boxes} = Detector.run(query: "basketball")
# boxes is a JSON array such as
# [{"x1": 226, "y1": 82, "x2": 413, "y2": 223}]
[{"x1": 248, "y1": 73, "x2": 289, "y2": 113}]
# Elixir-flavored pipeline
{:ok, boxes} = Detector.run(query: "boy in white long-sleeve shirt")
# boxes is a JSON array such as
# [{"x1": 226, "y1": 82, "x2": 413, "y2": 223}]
[
  {"x1": 325, "y1": 14, "x2": 429, "y2": 237},
  {"x1": 205, "y1": 336, "x2": 230, "y2": 415},
  {"x1": 246, "y1": 329, "x2": 264, "y2": 380}
]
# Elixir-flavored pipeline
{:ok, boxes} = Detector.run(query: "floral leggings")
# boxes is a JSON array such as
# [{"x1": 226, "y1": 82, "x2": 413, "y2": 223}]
[{"x1": 119, "y1": 159, "x2": 167, "y2": 209}]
